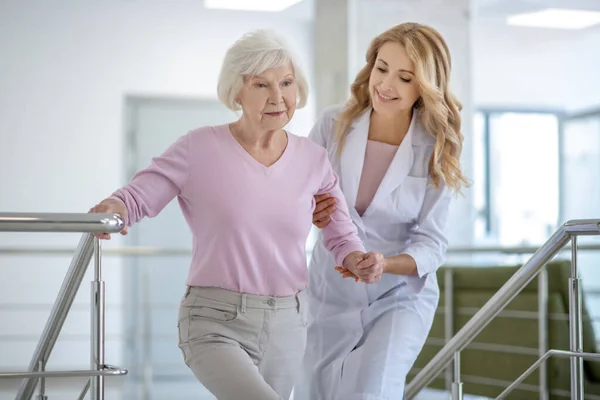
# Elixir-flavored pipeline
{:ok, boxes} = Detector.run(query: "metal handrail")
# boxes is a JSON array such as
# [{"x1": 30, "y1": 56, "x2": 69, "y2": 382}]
[
  {"x1": 408, "y1": 367, "x2": 600, "y2": 399},
  {"x1": 0, "y1": 213, "x2": 128, "y2": 400},
  {"x1": 497, "y1": 350, "x2": 600, "y2": 399},
  {"x1": 2, "y1": 365, "x2": 128, "y2": 379},
  {"x1": 1, "y1": 243, "x2": 600, "y2": 256},
  {"x1": 0, "y1": 212, "x2": 124, "y2": 233},
  {"x1": 10, "y1": 234, "x2": 94, "y2": 400},
  {"x1": 447, "y1": 243, "x2": 600, "y2": 255},
  {"x1": 3, "y1": 218, "x2": 600, "y2": 398},
  {"x1": 406, "y1": 219, "x2": 600, "y2": 399}
]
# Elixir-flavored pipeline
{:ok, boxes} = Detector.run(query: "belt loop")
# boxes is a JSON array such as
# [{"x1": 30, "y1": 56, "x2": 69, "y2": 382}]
[
  {"x1": 241, "y1": 293, "x2": 247, "y2": 314},
  {"x1": 296, "y1": 294, "x2": 301, "y2": 313},
  {"x1": 185, "y1": 286, "x2": 191, "y2": 297}
]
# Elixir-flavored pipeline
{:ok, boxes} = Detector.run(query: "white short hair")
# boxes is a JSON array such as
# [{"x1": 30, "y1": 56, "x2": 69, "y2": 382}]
[{"x1": 217, "y1": 29, "x2": 309, "y2": 112}]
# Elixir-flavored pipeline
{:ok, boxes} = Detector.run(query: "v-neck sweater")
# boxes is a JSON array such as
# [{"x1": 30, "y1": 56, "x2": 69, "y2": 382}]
[{"x1": 109, "y1": 124, "x2": 365, "y2": 296}]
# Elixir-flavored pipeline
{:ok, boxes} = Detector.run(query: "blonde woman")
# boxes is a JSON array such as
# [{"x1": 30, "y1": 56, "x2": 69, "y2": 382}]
[{"x1": 296, "y1": 23, "x2": 469, "y2": 400}]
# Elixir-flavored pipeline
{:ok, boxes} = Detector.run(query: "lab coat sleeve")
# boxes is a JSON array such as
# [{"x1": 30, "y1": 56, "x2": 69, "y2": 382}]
[
  {"x1": 308, "y1": 114, "x2": 327, "y2": 147},
  {"x1": 108, "y1": 133, "x2": 190, "y2": 226},
  {"x1": 402, "y1": 181, "x2": 452, "y2": 277},
  {"x1": 316, "y1": 150, "x2": 366, "y2": 266}
]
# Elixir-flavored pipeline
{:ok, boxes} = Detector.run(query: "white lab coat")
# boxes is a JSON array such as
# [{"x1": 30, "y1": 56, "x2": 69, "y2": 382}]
[{"x1": 295, "y1": 106, "x2": 450, "y2": 400}]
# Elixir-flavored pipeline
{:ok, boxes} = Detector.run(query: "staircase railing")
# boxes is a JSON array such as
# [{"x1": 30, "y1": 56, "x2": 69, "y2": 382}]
[
  {"x1": 406, "y1": 219, "x2": 600, "y2": 400},
  {"x1": 0, "y1": 212, "x2": 127, "y2": 400}
]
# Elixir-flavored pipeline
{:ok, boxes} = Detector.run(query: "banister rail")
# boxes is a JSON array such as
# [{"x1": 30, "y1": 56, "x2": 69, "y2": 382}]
[
  {"x1": 406, "y1": 219, "x2": 600, "y2": 400},
  {"x1": 1, "y1": 243, "x2": 600, "y2": 257},
  {"x1": 0, "y1": 212, "x2": 124, "y2": 233},
  {"x1": 0, "y1": 212, "x2": 127, "y2": 400},
  {"x1": 3, "y1": 216, "x2": 600, "y2": 399}
]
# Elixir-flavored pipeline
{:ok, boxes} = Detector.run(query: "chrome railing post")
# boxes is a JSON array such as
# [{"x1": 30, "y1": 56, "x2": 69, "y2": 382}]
[
  {"x1": 569, "y1": 236, "x2": 584, "y2": 400},
  {"x1": 538, "y1": 266, "x2": 549, "y2": 400},
  {"x1": 16, "y1": 233, "x2": 96, "y2": 400},
  {"x1": 77, "y1": 380, "x2": 91, "y2": 400},
  {"x1": 35, "y1": 361, "x2": 47, "y2": 400},
  {"x1": 90, "y1": 237, "x2": 105, "y2": 400},
  {"x1": 451, "y1": 351, "x2": 463, "y2": 400},
  {"x1": 444, "y1": 269, "x2": 454, "y2": 392},
  {"x1": 141, "y1": 264, "x2": 153, "y2": 400}
]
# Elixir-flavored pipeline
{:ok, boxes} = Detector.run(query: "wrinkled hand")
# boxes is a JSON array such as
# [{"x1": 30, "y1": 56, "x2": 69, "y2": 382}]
[
  {"x1": 337, "y1": 251, "x2": 386, "y2": 284},
  {"x1": 88, "y1": 198, "x2": 128, "y2": 240},
  {"x1": 312, "y1": 193, "x2": 337, "y2": 229},
  {"x1": 335, "y1": 266, "x2": 360, "y2": 281}
]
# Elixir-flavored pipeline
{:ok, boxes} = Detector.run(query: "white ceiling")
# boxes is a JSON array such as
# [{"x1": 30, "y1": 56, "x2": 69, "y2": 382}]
[
  {"x1": 279, "y1": 0, "x2": 313, "y2": 20},
  {"x1": 474, "y1": 0, "x2": 600, "y2": 37},
  {"x1": 113, "y1": 0, "x2": 600, "y2": 33},
  {"x1": 476, "y1": 0, "x2": 600, "y2": 17},
  {"x1": 114, "y1": 0, "x2": 600, "y2": 22},
  {"x1": 280, "y1": 0, "x2": 600, "y2": 22}
]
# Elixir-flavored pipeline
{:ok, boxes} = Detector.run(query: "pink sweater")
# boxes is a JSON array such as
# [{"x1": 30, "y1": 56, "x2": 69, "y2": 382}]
[{"x1": 110, "y1": 125, "x2": 365, "y2": 296}]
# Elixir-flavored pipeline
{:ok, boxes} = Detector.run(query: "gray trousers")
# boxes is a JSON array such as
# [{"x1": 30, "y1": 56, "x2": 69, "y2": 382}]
[{"x1": 178, "y1": 286, "x2": 307, "y2": 400}]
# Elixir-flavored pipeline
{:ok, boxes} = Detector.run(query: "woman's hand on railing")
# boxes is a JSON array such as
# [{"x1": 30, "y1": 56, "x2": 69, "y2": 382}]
[{"x1": 88, "y1": 199, "x2": 128, "y2": 239}]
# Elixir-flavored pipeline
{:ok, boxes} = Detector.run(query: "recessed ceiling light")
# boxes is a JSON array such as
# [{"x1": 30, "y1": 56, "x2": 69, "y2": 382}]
[
  {"x1": 204, "y1": 0, "x2": 302, "y2": 12},
  {"x1": 507, "y1": 8, "x2": 600, "y2": 30}
]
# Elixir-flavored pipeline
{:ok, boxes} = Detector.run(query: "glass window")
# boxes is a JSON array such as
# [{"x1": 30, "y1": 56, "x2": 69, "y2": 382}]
[
  {"x1": 488, "y1": 112, "x2": 560, "y2": 247},
  {"x1": 489, "y1": 113, "x2": 559, "y2": 246},
  {"x1": 562, "y1": 115, "x2": 600, "y2": 222},
  {"x1": 472, "y1": 111, "x2": 487, "y2": 241},
  {"x1": 466, "y1": 111, "x2": 561, "y2": 267},
  {"x1": 561, "y1": 113, "x2": 600, "y2": 296}
]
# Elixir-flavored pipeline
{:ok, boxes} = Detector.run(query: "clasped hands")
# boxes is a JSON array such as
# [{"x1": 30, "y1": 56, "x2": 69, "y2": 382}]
[{"x1": 337, "y1": 251, "x2": 386, "y2": 284}]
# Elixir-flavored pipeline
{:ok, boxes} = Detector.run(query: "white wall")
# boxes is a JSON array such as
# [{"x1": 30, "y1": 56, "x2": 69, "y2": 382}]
[
  {"x1": 2, "y1": 0, "x2": 600, "y2": 380},
  {"x1": 0, "y1": 0, "x2": 313, "y2": 371},
  {"x1": 472, "y1": 17, "x2": 600, "y2": 332},
  {"x1": 565, "y1": 29, "x2": 600, "y2": 111},
  {"x1": 473, "y1": 20, "x2": 600, "y2": 112}
]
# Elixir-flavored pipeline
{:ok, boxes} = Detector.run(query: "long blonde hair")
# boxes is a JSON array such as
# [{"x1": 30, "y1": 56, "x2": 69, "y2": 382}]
[{"x1": 335, "y1": 23, "x2": 469, "y2": 191}]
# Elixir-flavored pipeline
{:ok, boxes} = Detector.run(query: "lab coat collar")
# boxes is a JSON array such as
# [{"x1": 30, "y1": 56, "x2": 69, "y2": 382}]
[
  {"x1": 340, "y1": 108, "x2": 417, "y2": 219},
  {"x1": 339, "y1": 108, "x2": 369, "y2": 210}
]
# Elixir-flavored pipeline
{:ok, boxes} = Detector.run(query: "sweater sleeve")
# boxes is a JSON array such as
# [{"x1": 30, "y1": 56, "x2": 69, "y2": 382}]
[
  {"x1": 109, "y1": 133, "x2": 190, "y2": 226},
  {"x1": 315, "y1": 149, "x2": 365, "y2": 266}
]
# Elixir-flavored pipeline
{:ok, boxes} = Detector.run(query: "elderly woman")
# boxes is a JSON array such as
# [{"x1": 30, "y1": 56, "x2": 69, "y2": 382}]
[{"x1": 89, "y1": 30, "x2": 383, "y2": 400}]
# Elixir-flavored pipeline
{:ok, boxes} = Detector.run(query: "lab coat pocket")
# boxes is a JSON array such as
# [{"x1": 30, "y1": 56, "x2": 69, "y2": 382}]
[{"x1": 392, "y1": 176, "x2": 428, "y2": 222}]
